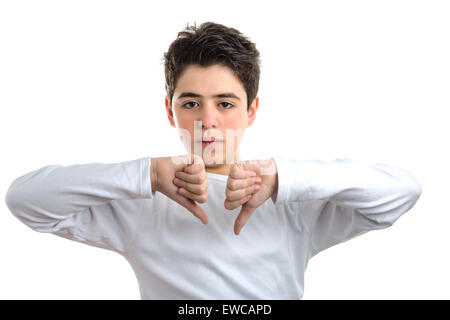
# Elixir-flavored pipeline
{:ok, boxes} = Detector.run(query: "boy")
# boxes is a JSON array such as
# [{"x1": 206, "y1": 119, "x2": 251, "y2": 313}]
[{"x1": 5, "y1": 21, "x2": 422, "y2": 299}]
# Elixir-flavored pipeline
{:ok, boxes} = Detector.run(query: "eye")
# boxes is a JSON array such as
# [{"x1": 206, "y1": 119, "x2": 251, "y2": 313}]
[
  {"x1": 220, "y1": 102, "x2": 234, "y2": 109},
  {"x1": 182, "y1": 101, "x2": 199, "y2": 109}
]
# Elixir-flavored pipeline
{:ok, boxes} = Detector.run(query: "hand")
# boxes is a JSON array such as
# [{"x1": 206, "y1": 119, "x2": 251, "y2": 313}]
[
  {"x1": 224, "y1": 159, "x2": 278, "y2": 235},
  {"x1": 151, "y1": 154, "x2": 208, "y2": 224}
]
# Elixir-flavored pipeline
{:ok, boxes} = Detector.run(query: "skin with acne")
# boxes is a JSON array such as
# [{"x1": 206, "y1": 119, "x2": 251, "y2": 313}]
[
  {"x1": 165, "y1": 63, "x2": 259, "y2": 176},
  {"x1": 154, "y1": 63, "x2": 277, "y2": 234}
]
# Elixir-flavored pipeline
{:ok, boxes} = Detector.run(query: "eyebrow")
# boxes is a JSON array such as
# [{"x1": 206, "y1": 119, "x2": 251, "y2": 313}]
[{"x1": 176, "y1": 92, "x2": 241, "y2": 101}]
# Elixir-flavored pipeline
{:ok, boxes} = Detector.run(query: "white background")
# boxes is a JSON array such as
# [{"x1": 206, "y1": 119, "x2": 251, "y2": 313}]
[{"x1": 1, "y1": 0, "x2": 448, "y2": 299}]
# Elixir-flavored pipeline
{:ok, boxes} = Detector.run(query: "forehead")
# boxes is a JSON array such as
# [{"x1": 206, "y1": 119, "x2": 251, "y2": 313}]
[{"x1": 175, "y1": 64, "x2": 246, "y2": 99}]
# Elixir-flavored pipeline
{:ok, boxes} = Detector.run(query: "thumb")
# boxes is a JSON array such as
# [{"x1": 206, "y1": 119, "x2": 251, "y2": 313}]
[
  {"x1": 234, "y1": 203, "x2": 256, "y2": 235},
  {"x1": 173, "y1": 191, "x2": 208, "y2": 224}
]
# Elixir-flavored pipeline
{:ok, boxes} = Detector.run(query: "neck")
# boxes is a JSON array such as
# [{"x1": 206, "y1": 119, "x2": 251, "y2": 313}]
[
  {"x1": 205, "y1": 164, "x2": 232, "y2": 176},
  {"x1": 204, "y1": 149, "x2": 241, "y2": 176}
]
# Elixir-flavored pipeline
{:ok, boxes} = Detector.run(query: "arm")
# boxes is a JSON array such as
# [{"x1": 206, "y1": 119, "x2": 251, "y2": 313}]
[
  {"x1": 271, "y1": 156, "x2": 422, "y2": 257},
  {"x1": 5, "y1": 156, "x2": 154, "y2": 254}
]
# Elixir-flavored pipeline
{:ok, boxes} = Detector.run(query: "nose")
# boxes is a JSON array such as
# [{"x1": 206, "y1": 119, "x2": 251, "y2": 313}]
[{"x1": 199, "y1": 103, "x2": 218, "y2": 129}]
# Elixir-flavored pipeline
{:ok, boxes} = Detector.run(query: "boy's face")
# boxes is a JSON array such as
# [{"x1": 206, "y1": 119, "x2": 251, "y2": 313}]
[{"x1": 165, "y1": 63, "x2": 259, "y2": 168}]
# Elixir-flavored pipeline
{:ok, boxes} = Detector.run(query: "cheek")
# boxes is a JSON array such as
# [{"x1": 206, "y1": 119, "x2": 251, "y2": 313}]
[
  {"x1": 223, "y1": 117, "x2": 246, "y2": 146},
  {"x1": 173, "y1": 115, "x2": 195, "y2": 144},
  {"x1": 223, "y1": 115, "x2": 246, "y2": 130},
  {"x1": 174, "y1": 112, "x2": 194, "y2": 130}
]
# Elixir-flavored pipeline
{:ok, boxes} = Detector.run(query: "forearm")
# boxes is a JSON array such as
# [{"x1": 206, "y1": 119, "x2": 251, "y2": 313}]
[
  {"x1": 271, "y1": 156, "x2": 422, "y2": 224},
  {"x1": 151, "y1": 157, "x2": 159, "y2": 195},
  {"x1": 5, "y1": 156, "x2": 153, "y2": 229}
]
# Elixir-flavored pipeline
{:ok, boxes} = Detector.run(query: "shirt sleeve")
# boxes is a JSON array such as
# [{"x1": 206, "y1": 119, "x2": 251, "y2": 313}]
[
  {"x1": 4, "y1": 156, "x2": 154, "y2": 255},
  {"x1": 270, "y1": 156, "x2": 422, "y2": 258}
]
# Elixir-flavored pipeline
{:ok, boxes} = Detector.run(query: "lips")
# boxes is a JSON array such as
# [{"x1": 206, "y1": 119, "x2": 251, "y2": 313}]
[{"x1": 198, "y1": 137, "x2": 222, "y2": 142}]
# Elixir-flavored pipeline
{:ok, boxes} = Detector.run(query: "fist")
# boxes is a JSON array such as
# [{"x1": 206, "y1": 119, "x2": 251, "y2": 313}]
[
  {"x1": 173, "y1": 155, "x2": 208, "y2": 204},
  {"x1": 152, "y1": 154, "x2": 208, "y2": 224},
  {"x1": 224, "y1": 159, "x2": 278, "y2": 235}
]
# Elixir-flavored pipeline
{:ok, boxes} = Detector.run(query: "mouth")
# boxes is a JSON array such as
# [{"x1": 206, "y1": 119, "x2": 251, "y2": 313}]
[
  {"x1": 198, "y1": 137, "x2": 219, "y2": 142},
  {"x1": 201, "y1": 140, "x2": 220, "y2": 146},
  {"x1": 197, "y1": 139, "x2": 222, "y2": 147}
]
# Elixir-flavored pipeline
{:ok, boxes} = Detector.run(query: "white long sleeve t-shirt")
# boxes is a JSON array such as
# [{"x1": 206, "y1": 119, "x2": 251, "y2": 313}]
[{"x1": 5, "y1": 156, "x2": 422, "y2": 299}]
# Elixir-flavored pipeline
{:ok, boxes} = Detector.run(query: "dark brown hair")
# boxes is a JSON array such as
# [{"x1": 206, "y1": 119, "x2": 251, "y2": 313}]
[{"x1": 162, "y1": 21, "x2": 261, "y2": 111}]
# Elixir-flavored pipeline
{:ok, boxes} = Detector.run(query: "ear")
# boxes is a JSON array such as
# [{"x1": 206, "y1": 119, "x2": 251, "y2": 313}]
[
  {"x1": 165, "y1": 96, "x2": 176, "y2": 128},
  {"x1": 246, "y1": 96, "x2": 259, "y2": 128}
]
